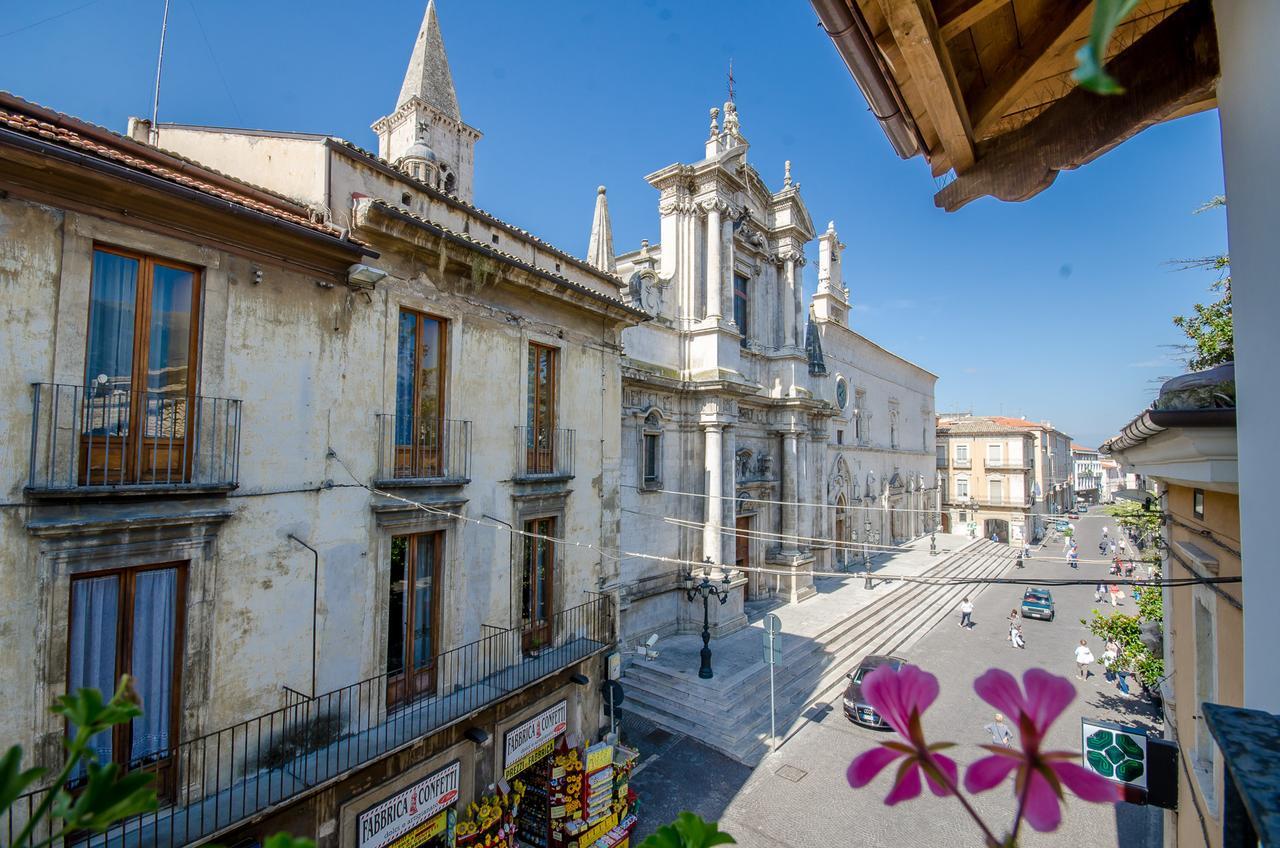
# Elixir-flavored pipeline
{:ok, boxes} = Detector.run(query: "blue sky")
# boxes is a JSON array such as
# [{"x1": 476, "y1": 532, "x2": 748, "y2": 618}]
[{"x1": 2, "y1": 0, "x2": 1228, "y2": 448}]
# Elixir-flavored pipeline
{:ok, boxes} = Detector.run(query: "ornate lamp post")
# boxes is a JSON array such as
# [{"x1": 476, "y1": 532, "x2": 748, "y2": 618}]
[{"x1": 684, "y1": 558, "x2": 733, "y2": 679}]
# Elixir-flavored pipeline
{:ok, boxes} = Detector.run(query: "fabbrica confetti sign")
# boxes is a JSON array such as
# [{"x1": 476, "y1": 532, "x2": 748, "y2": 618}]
[
  {"x1": 1081, "y1": 718, "x2": 1148, "y2": 789},
  {"x1": 504, "y1": 699, "x2": 568, "y2": 770},
  {"x1": 358, "y1": 761, "x2": 461, "y2": 848}
]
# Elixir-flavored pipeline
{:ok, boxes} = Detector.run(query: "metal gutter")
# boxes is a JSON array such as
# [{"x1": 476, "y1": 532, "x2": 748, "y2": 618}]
[{"x1": 810, "y1": 0, "x2": 923, "y2": 159}]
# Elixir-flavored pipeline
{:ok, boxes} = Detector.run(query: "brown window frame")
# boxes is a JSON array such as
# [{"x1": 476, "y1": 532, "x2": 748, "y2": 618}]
[
  {"x1": 82, "y1": 244, "x2": 203, "y2": 486},
  {"x1": 394, "y1": 309, "x2": 449, "y2": 478},
  {"x1": 66, "y1": 562, "x2": 187, "y2": 799},
  {"x1": 386, "y1": 531, "x2": 444, "y2": 708},
  {"x1": 526, "y1": 343, "x2": 559, "y2": 474},
  {"x1": 521, "y1": 517, "x2": 556, "y2": 651}
]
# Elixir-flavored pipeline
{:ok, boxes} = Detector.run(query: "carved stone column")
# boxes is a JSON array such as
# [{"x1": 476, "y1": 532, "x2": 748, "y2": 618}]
[
  {"x1": 780, "y1": 429, "x2": 800, "y2": 555},
  {"x1": 704, "y1": 201, "x2": 722, "y2": 322},
  {"x1": 782, "y1": 253, "x2": 796, "y2": 348},
  {"x1": 702, "y1": 422, "x2": 724, "y2": 562},
  {"x1": 793, "y1": 255, "x2": 807, "y2": 347}
]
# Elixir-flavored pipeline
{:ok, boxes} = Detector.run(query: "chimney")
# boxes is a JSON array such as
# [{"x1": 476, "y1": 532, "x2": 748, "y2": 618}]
[{"x1": 126, "y1": 117, "x2": 152, "y2": 144}]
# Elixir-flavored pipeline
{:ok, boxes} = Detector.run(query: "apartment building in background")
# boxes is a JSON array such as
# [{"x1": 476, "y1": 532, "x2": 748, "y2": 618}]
[{"x1": 1072, "y1": 443, "x2": 1103, "y2": 504}]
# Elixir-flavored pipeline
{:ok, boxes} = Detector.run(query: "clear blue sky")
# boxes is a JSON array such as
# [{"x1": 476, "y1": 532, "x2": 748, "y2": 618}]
[{"x1": 2, "y1": 0, "x2": 1228, "y2": 448}]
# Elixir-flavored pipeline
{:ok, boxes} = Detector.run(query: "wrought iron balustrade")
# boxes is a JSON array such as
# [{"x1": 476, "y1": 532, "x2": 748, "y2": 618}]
[
  {"x1": 374, "y1": 416, "x2": 471, "y2": 483},
  {"x1": 514, "y1": 426, "x2": 575, "y2": 478},
  {"x1": 2, "y1": 596, "x2": 613, "y2": 848},
  {"x1": 27, "y1": 383, "x2": 241, "y2": 493}
]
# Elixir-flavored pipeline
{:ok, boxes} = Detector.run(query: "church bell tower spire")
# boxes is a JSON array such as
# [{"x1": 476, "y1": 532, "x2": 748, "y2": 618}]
[
  {"x1": 586, "y1": 186, "x2": 616, "y2": 273},
  {"x1": 372, "y1": 1, "x2": 482, "y2": 202}
]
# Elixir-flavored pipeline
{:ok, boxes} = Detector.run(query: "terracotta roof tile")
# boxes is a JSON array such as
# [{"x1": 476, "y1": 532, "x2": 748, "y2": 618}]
[{"x1": 0, "y1": 94, "x2": 351, "y2": 242}]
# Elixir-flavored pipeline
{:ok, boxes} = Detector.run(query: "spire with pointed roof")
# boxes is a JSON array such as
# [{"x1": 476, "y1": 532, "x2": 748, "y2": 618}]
[
  {"x1": 587, "y1": 186, "x2": 616, "y2": 273},
  {"x1": 397, "y1": 0, "x2": 460, "y2": 121},
  {"x1": 372, "y1": 1, "x2": 481, "y2": 202}
]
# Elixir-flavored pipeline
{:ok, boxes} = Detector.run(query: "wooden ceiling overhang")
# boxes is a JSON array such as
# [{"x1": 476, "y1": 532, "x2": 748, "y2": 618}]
[{"x1": 818, "y1": 0, "x2": 1220, "y2": 210}]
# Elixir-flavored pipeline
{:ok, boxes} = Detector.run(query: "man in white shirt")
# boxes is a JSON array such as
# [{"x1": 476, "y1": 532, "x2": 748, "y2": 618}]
[
  {"x1": 1075, "y1": 639, "x2": 1095, "y2": 679},
  {"x1": 958, "y1": 597, "x2": 974, "y2": 629}
]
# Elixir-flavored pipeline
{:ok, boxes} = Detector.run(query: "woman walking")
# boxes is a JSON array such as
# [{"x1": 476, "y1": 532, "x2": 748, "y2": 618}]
[{"x1": 1075, "y1": 639, "x2": 1095, "y2": 679}]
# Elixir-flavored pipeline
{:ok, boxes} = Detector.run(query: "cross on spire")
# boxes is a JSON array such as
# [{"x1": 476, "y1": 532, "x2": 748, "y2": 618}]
[{"x1": 727, "y1": 58, "x2": 736, "y2": 103}]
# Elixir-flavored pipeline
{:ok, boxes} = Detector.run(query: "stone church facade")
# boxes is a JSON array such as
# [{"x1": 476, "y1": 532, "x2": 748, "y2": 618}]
[{"x1": 592, "y1": 106, "x2": 939, "y2": 645}]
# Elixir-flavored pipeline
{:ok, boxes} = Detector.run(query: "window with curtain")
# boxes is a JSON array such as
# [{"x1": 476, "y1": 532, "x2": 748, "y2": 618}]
[
  {"x1": 521, "y1": 517, "x2": 556, "y2": 649},
  {"x1": 83, "y1": 247, "x2": 200, "y2": 485},
  {"x1": 386, "y1": 532, "x2": 442, "y2": 706},
  {"x1": 526, "y1": 343, "x2": 558, "y2": 473},
  {"x1": 956, "y1": 477, "x2": 969, "y2": 498},
  {"x1": 68, "y1": 564, "x2": 183, "y2": 785},
  {"x1": 733, "y1": 274, "x2": 749, "y2": 343},
  {"x1": 394, "y1": 310, "x2": 448, "y2": 477}
]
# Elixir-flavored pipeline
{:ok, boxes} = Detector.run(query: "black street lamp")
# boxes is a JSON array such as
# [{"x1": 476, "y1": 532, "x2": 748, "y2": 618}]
[{"x1": 684, "y1": 558, "x2": 733, "y2": 679}]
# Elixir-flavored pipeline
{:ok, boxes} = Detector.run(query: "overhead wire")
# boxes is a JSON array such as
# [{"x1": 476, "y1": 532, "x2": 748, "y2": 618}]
[
  {"x1": 621, "y1": 482, "x2": 945, "y2": 515},
  {"x1": 330, "y1": 451, "x2": 1239, "y2": 590}
]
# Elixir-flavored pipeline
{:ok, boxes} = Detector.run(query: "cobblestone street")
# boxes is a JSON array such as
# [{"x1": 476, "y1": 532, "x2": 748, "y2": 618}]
[{"x1": 628, "y1": 513, "x2": 1164, "y2": 847}]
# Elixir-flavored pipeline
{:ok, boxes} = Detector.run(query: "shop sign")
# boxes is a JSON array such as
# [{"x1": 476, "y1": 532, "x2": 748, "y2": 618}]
[
  {"x1": 358, "y1": 761, "x2": 461, "y2": 848},
  {"x1": 1081, "y1": 718, "x2": 1148, "y2": 789},
  {"x1": 503, "y1": 738, "x2": 554, "y2": 780},
  {"x1": 504, "y1": 699, "x2": 568, "y2": 769},
  {"x1": 387, "y1": 809, "x2": 450, "y2": 848}
]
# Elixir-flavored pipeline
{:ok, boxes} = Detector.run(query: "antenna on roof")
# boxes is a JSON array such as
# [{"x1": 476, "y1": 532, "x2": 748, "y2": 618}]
[
  {"x1": 727, "y1": 58, "x2": 736, "y2": 103},
  {"x1": 149, "y1": 0, "x2": 172, "y2": 145}
]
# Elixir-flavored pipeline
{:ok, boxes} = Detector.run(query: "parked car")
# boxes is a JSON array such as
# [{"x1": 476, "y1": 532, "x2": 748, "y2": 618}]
[
  {"x1": 843, "y1": 655, "x2": 907, "y2": 728},
  {"x1": 1021, "y1": 588, "x2": 1055, "y2": 621},
  {"x1": 1067, "y1": 511, "x2": 1081, "y2": 519},
  {"x1": 1055, "y1": 520, "x2": 1070, "y2": 532}
]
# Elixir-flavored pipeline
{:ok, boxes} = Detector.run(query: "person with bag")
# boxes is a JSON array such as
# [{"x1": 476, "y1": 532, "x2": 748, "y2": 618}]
[{"x1": 1075, "y1": 639, "x2": 1095, "y2": 679}]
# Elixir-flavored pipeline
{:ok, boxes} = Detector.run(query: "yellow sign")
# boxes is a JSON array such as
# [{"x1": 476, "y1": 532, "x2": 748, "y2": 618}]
[
  {"x1": 503, "y1": 738, "x2": 554, "y2": 780},
  {"x1": 585, "y1": 742, "x2": 614, "y2": 773},
  {"x1": 580, "y1": 811, "x2": 619, "y2": 846},
  {"x1": 388, "y1": 811, "x2": 448, "y2": 848}
]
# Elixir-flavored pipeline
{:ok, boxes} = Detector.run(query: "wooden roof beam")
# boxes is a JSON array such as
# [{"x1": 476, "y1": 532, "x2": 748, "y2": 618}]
[
  {"x1": 968, "y1": 0, "x2": 1095, "y2": 138},
  {"x1": 877, "y1": 0, "x2": 976, "y2": 171},
  {"x1": 935, "y1": 0, "x2": 1219, "y2": 211},
  {"x1": 938, "y1": 0, "x2": 1008, "y2": 42}
]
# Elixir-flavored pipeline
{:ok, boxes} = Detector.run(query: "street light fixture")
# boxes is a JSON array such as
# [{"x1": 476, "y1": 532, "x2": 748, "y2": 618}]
[{"x1": 684, "y1": 558, "x2": 733, "y2": 679}]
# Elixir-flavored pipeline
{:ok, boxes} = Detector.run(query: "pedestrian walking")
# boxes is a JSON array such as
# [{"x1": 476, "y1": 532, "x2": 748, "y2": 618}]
[
  {"x1": 1062, "y1": 535, "x2": 1071, "y2": 554},
  {"x1": 1109, "y1": 541, "x2": 1117, "y2": 557},
  {"x1": 1069, "y1": 549, "x2": 1079, "y2": 568},
  {"x1": 1108, "y1": 584, "x2": 1124, "y2": 607},
  {"x1": 958, "y1": 597, "x2": 974, "y2": 629},
  {"x1": 1119, "y1": 538, "x2": 1128, "y2": 555},
  {"x1": 1102, "y1": 639, "x2": 1121, "y2": 681},
  {"x1": 1075, "y1": 640, "x2": 1095, "y2": 679},
  {"x1": 984, "y1": 713, "x2": 1013, "y2": 747},
  {"x1": 1006, "y1": 609, "x2": 1019, "y2": 641},
  {"x1": 1023, "y1": 543, "x2": 1031, "y2": 560},
  {"x1": 1010, "y1": 623, "x2": 1025, "y2": 649},
  {"x1": 991, "y1": 532, "x2": 999, "y2": 543},
  {"x1": 1094, "y1": 582, "x2": 1105, "y2": 603},
  {"x1": 1102, "y1": 526, "x2": 1109, "y2": 539}
]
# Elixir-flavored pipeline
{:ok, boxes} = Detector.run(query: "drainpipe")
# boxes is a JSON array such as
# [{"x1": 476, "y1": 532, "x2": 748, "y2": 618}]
[
  {"x1": 287, "y1": 534, "x2": 320, "y2": 697},
  {"x1": 810, "y1": 0, "x2": 923, "y2": 159}
]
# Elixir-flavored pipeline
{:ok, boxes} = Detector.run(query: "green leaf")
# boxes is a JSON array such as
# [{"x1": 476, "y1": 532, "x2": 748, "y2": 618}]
[
  {"x1": 262, "y1": 834, "x2": 317, "y2": 848},
  {"x1": 1072, "y1": 0, "x2": 1142, "y2": 94},
  {"x1": 639, "y1": 812, "x2": 736, "y2": 848},
  {"x1": 0, "y1": 746, "x2": 46, "y2": 816},
  {"x1": 52, "y1": 678, "x2": 143, "y2": 747},
  {"x1": 51, "y1": 760, "x2": 157, "y2": 833}
]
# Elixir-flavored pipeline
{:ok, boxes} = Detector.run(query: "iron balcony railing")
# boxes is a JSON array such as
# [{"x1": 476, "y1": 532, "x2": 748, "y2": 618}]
[
  {"x1": 984, "y1": 458, "x2": 1033, "y2": 470},
  {"x1": 374, "y1": 416, "x2": 471, "y2": 483},
  {"x1": 514, "y1": 426, "x2": 575, "y2": 478},
  {"x1": 2, "y1": 596, "x2": 614, "y2": 848},
  {"x1": 27, "y1": 383, "x2": 241, "y2": 494}
]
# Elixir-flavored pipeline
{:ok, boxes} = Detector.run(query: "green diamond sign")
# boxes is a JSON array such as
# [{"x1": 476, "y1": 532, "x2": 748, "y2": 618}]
[{"x1": 1081, "y1": 718, "x2": 1148, "y2": 789}]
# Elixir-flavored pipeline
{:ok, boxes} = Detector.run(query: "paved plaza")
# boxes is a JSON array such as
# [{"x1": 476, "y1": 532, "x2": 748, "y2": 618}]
[{"x1": 628, "y1": 513, "x2": 1164, "y2": 847}]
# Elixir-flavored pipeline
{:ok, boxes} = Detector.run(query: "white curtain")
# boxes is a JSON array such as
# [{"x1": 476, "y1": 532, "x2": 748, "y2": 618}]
[
  {"x1": 129, "y1": 568, "x2": 177, "y2": 764},
  {"x1": 69, "y1": 575, "x2": 120, "y2": 771}
]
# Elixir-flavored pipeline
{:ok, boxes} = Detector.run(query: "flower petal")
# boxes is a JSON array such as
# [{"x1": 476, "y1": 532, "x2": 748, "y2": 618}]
[
  {"x1": 1052, "y1": 760, "x2": 1121, "y2": 803},
  {"x1": 1022, "y1": 768, "x2": 1065, "y2": 832},
  {"x1": 964, "y1": 754, "x2": 1020, "y2": 793},
  {"x1": 922, "y1": 753, "x2": 958, "y2": 797},
  {"x1": 1022, "y1": 669, "x2": 1077, "y2": 734},
  {"x1": 848, "y1": 745, "x2": 903, "y2": 788},
  {"x1": 884, "y1": 761, "x2": 923, "y2": 805},
  {"x1": 862, "y1": 664, "x2": 939, "y2": 736},
  {"x1": 973, "y1": 668, "x2": 1027, "y2": 720}
]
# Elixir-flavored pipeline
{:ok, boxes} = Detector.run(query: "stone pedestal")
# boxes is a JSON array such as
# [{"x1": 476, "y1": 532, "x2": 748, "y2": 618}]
[
  {"x1": 762, "y1": 551, "x2": 817, "y2": 604},
  {"x1": 676, "y1": 575, "x2": 749, "y2": 638}
]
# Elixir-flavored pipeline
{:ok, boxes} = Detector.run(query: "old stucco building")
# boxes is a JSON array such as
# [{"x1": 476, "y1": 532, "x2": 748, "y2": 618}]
[
  {"x1": 592, "y1": 104, "x2": 937, "y2": 645},
  {"x1": 1, "y1": 5, "x2": 641, "y2": 846}
]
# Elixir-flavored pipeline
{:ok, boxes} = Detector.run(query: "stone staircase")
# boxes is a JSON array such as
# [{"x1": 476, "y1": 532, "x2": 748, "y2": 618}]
[{"x1": 620, "y1": 541, "x2": 1014, "y2": 764}]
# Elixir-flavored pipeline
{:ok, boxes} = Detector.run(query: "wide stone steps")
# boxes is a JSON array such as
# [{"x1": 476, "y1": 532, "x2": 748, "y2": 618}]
[{"x1": 620, "y1": 542, "x2": 1013, "y2": 763}]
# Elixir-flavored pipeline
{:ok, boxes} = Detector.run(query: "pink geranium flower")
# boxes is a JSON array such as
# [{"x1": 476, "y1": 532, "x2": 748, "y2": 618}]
[
  {"x1": 846, "y1": 664, "x2": 958, "y2": 805},
  {"x1": 965, "y1": 668, "x2": 1120, "y2": 832}
]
